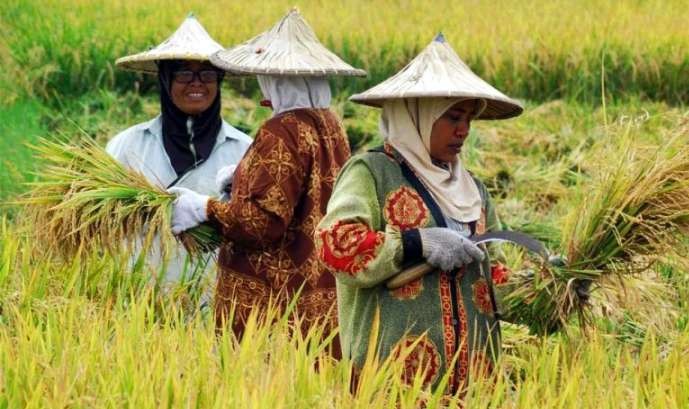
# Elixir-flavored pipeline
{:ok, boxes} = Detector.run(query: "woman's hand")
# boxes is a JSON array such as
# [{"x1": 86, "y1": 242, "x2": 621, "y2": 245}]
[
  {"x1": 419, "y1": 227, "x2": 485, "y2": 271},
  {"x1": 167, "y1": 187, "x2": 210, "y2": 234},
  {"x1": 215, "y1": 164, "x2": 238, "y2": 195}
]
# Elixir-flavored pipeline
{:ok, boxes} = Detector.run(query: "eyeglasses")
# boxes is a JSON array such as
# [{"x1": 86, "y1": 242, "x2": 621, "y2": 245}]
[{"x1": 171, "y1": 69, "x2": 223, "y2": 84}]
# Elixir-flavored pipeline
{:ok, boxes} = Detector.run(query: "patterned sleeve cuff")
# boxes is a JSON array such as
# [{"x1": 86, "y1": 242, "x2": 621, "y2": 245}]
[
  {"x1": 206, "y1": 198, "x2": 226, "y2": 228},
  {"x1": 401, "y1": 229, "x2": 422, "y2": 265},
  {"x1": 206, "y1": 198, "x2": 218, "y2": 220}
]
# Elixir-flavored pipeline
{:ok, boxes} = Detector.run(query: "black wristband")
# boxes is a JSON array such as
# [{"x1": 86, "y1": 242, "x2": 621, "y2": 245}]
[{"x1": 401, "y1": 228, "x2": 423, "y2": 265}]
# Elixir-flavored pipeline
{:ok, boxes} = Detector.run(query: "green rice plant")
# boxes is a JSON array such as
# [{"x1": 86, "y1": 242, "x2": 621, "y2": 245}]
[
  {"x1": 500, "y1": 124, "x2": 689, "y2": 334},
  {"x1": 15, "y1": 136, "x2": 220, "y2": 262},
  {"x1": 0, "y1": 100, "x2": 46, "y2": 205},
  {"x1": 2, "y1": 214, "x2": 689, "y2": 408},
  {"x1": 2, "y1": 0, "x2": 689, "y2": 104}
]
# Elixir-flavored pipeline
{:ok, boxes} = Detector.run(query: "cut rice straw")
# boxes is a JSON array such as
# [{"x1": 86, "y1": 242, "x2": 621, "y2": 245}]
[
  {"x1": 15, "y1": 136, "x2": 220, "y2": 262},
  {"x1": 500, "y1": 123, "x2": 689, "y2": 334}
]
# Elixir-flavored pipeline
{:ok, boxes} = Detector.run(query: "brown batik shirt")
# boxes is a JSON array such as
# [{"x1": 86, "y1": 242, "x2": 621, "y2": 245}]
[{"x1": 206, "y1": 108, "x2": 350, "y2": 344}]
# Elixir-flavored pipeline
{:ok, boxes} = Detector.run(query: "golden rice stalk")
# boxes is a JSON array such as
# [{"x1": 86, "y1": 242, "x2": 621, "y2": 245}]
[
  {"x1": 500, "y1": 125, "x2": 689, "y2": 333},
  {"x1": 16, "y1": 136, "x2": 220, "y2": 261}
]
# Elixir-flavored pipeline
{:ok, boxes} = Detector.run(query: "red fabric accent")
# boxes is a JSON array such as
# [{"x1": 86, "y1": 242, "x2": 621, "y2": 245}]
[
  {"x1": 319, "y1": 222, "x2": 384, "y2": 276},
  {"x1": 391, "y1": 336, "x2": 441, "y2": 387},
  {"x1": 438, "y1": 273, "x2": 457, "y2": 388},
  {"x1": 260, "y1": 99, "x2": 273, "y2": 108},
  {"x1": 383, "y1": 186, "x2": 429, "y2": 230},
  {"x1": 472, "y1": 278, "x2": 494, "y2": 315},
  {"x1": 491, "y1": 263, "x2": 510, "y2": 285}
]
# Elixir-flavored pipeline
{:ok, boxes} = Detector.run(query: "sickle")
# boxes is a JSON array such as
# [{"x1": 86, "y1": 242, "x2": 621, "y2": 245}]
[
  {"x1": 386, "y1": 230, "x2": 548, "y2": 289},
  {"x1": 469, "y1": 230, "x2": 548, "y2": 258}
]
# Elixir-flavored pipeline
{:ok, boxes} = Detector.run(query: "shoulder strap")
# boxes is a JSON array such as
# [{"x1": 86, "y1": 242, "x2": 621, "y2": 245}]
[
  {"x1": 370, "y1": 145, "x2": 484, "y2": 233},
  {"x1": 367, "y1": 145, "x2": 391, "y2": 156},
  {"x1": 369, "y1": 145, "x2": 446, "y2": 227},
  {"x1": 397, "y1": 158, "x2": 448, "y2": 229}
]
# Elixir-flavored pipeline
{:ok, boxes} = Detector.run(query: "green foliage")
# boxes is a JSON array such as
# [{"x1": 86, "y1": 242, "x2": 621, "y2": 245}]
[
  {"x1": 1, "y1": 1, "x2": 689, "y2": 404},
  {"x1": 1, "y1": 217, "x2": 689, "y2": 407},
  {"x1": 0, "y1": 100, "x2": 46, "y2": 203},
  {"x1": 2, "y1": 0, "x2": 689, "y2": 104}
]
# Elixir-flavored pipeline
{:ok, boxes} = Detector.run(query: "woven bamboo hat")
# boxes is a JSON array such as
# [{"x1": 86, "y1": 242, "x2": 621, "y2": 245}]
[
  {"x1": 115, "y1": 14, "x2": 223, "y2": 74},
  {"x1": 210, "y1": 8, "x2": 366, "y2": 77},
  {"x1": 350, "y1": 34, "x2": 523, "y2": 119}
]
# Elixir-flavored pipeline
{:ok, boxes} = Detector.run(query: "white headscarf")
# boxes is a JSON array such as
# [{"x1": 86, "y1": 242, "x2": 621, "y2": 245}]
[
  {"x1": 257, "y1": 75, "x2": 332, "y2": 115},
  {"x1": 381, "y1": 97, "x2": 486, "y2": 222}
]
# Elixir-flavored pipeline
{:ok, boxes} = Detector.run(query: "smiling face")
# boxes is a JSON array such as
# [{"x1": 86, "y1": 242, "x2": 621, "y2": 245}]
[
  {"x1": 169, "y1": 60, "x2": 219, "y2": 115},
  {"x1": 429, "y1": 99, "x2": 482, "y2": 163}
]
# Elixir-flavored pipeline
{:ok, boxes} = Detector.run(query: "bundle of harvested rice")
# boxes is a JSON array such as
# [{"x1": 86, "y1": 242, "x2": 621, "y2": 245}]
[
  {"x1": 16, "y1": 137, "x2": 220, "y2": 261},
  {"x1": 500, "y1": 128, "x2": 689, "y2": 334}
]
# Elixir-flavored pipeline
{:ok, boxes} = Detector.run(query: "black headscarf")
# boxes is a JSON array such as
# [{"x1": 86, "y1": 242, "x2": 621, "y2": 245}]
[{"x1": 158, "y1": 60, "x2": 223, "y2": 176}]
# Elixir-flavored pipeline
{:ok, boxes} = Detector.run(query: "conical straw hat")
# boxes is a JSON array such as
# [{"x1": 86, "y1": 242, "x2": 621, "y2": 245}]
[
  {"x1": 210, "y1": 8, "x2": 366, "y2": 77},
  {"x1": 350, "y1": 34, "x2": 523, "y2": 119},
  {"x1": 116, "y1": 14, "x2": 223, "y2": 74}
]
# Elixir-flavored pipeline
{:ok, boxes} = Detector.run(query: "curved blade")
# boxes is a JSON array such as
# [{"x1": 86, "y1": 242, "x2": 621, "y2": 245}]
[{"x1": 470, "y1": 230, "x2": 548, "y2": 258}]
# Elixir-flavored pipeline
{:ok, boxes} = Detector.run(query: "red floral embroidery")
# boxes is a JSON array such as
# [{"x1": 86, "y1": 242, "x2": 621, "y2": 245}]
[
  {"x1": 384, "y1": 186, "x2": 429, "y2": 230},
  {"x1": 456, "y1": 283, "x2": 470, "y2": 394},
  {"x1": 392, "y1": 335, "x2": 441, "y2": 387},
  {"x1": 440, "y1": 273, "x2": 471, "y2": 394},
  {"x1": 491, "y1": 263, "x2": 510, "y2": 285},
  {"x1": 391, "y1": 278, "x2": 424, "y2": 300},
  {"x1": 319, "y1": 221, "x2": 384, "y2": 276},
  {"x1": 472, "y1": 278, "x2": 494, "y2": 316},
  {"x1": 438, "y1": 273, "x2": 456, "y2": 380}
]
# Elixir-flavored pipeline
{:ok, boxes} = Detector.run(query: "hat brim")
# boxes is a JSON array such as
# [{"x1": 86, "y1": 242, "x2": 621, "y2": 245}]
[
  {"x1": 115, "y1": 53, "x2": 214, "y2": 74},
  {"x1": 209, "y1": 52, "x2": 366, "y2": 77},
  {"x1": 349, "y1": 92, "x2": 523, "y2": 120}
]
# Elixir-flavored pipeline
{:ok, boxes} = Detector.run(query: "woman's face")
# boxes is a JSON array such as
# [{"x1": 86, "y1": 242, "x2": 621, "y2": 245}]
[
  {"x1": 169, "y1": 60, "x2": 220, "y2": 115},
  {"x1": 429, "y1": 99, "x2": 480, "y2": 163}
]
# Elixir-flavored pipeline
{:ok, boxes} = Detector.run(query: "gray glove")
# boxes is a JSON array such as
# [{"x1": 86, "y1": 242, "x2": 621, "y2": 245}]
[
  {"x1": 215, "y1": 164, "x2": 238, "y2": 195},
  {"x1": 419, "y1": 227, "x2": 485, "y2": 271}
]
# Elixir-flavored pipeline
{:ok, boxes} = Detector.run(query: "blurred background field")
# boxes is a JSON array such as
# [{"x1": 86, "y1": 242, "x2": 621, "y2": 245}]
[
  {"x1": 1, "y1": 0, "x2": 689, "y2": 407},
  {"x1": 2, "y1": 0, "x2": 689, "y2": 105}
]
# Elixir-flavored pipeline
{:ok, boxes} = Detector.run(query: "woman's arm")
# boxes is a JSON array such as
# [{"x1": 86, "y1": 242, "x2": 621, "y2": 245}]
[
  {"x1": 206, "y1": 122, "x2": 305, "y2": 248},
  {"x1": 316, "y1": 159, "x2": 411, "y2": 288}
]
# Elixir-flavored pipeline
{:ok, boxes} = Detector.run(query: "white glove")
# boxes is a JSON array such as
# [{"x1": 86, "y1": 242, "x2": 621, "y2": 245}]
[
  {"x1": 215, "y1": 164, "x2": 238, "y2": 195},
  {"x1": 419, "y1": 227, "x2": 485, "y2": 271},
  {"x1": 167, "y1": 187, "x2": 210, "y2": 234}
]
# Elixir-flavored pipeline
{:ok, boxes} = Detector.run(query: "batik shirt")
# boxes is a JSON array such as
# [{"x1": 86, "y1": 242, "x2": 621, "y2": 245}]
[
  {"x1": 316, "y1": 145, "x2": 501, "y2": 393},
  {"x1": 206, "y1": 108, "x2": 350, "y2": 341}
]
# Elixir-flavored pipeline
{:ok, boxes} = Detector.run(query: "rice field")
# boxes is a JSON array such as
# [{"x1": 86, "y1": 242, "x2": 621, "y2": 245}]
[
  {"x1": 2, "y1": 0, "x2": 689, "y2": 104},
  {"x1": 1, "y1": 0, "x2": 689, "y2": 407}
]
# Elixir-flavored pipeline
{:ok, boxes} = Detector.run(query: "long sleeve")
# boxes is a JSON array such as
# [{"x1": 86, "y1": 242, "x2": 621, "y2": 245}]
[
  {"x1": 207, "y1": 122, "x2": 305, "y2": 248},
  {"x1": 316, "y1": 159, "x2": 408, "y2": 288}
]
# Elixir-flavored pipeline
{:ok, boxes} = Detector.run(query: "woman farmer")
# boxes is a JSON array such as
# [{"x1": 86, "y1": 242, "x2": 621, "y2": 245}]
[
  {"x1": 106, "y1": 15, "x2": 252, "y2": 301},
  {"x1": 167, "y1": 9, "x2": 366, "y2": 349},
  {"x1": 315, "y1": 34, "x2": 523, "y2": 393}
]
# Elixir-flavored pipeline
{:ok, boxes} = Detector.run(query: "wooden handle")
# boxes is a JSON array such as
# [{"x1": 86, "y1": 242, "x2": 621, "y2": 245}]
[{"x1": 386, "y1": 262, "x2": 434, "y2": 289}]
